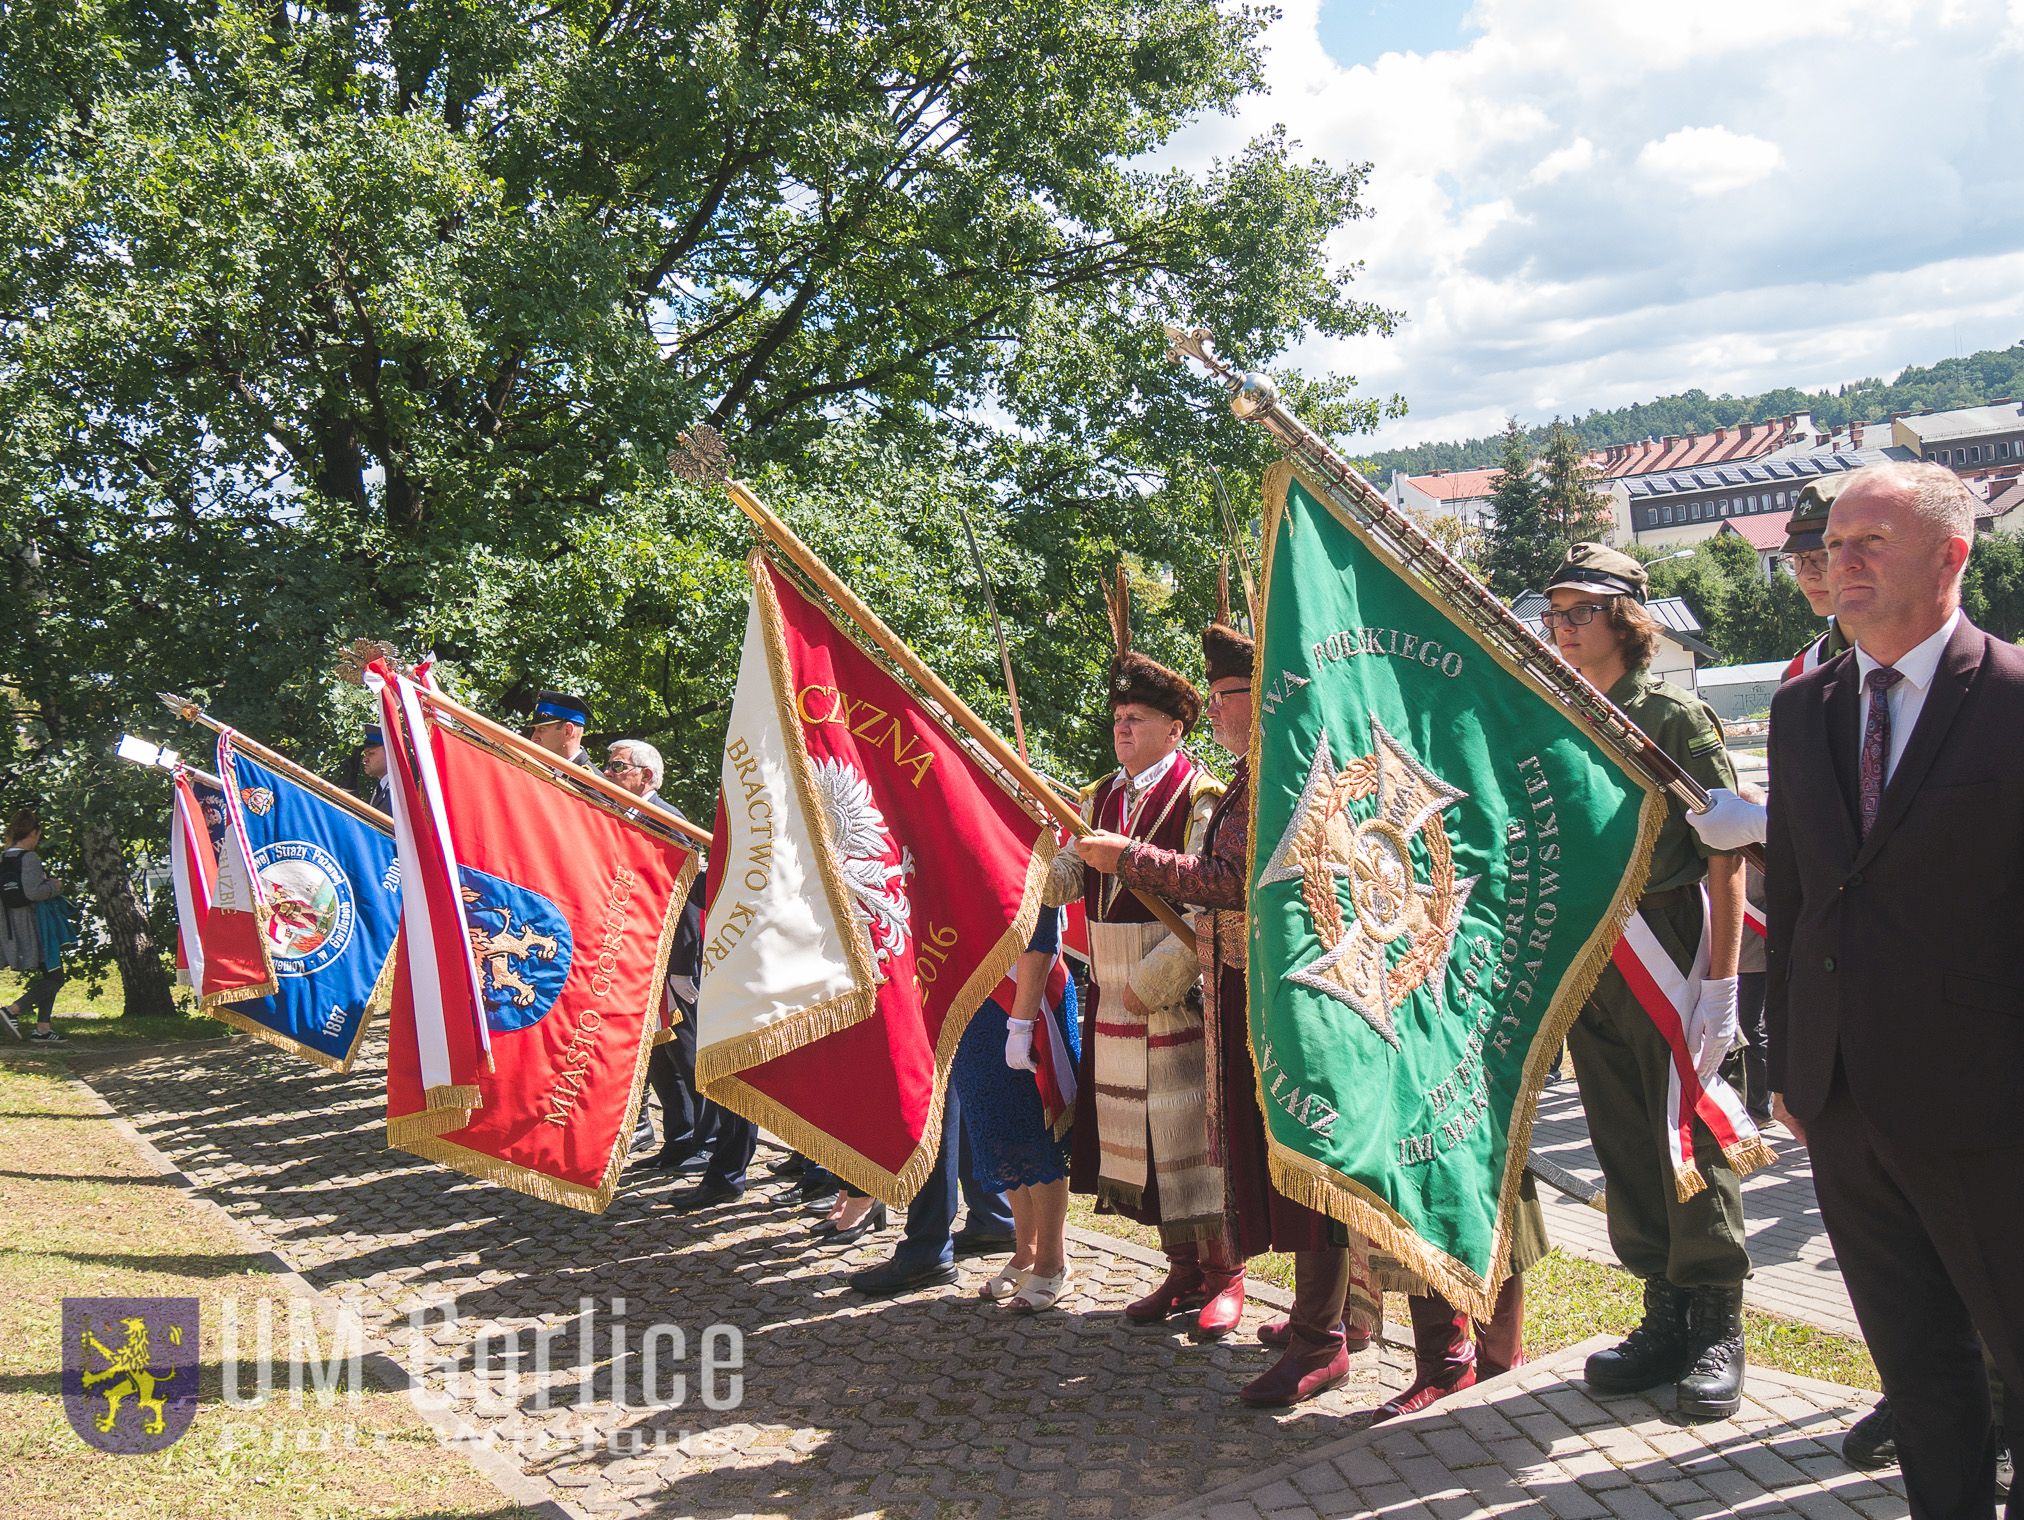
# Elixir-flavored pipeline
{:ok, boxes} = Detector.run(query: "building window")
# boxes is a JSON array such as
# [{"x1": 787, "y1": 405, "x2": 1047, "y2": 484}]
[
  {"x1": 1747, "y1": 494, "x2": 1757, "y2": 511},
  {"x1": 1661, "y1": 504, "x2": 1674, "y2": 525},
  {"x1": 1776, "y1": 491, "x2": 1787, "y2": 507}
]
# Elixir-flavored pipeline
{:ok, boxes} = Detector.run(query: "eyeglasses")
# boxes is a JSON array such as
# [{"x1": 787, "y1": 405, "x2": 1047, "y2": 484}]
[
  {"x1": 1206, "y1": 686, "x2": 1250, "y2": 706},
  {"x1": 1790, "y1": 551, "x2": 1829, "y2": 575},
  {"x1": 603, "y1": 759, "x2": 641, "y2": 775},
  {"x1": 1539, "y1": 604, "x2": 1606, "y2": 629}
]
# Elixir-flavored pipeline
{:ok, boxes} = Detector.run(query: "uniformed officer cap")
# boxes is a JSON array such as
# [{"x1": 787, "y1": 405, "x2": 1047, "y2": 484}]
[
  {"x1": 1781, "y1": 473, "x2": 1849, "y2": 555},
  {"x1": 532, "y1": 691, "x2": 590, "y2": 728},
  {"x1": 363, "y1": 723, "x2": 384, "y2": 748},
  {"x1": 1543, "y1": 542, "x2": 1648, "y2": 603}
]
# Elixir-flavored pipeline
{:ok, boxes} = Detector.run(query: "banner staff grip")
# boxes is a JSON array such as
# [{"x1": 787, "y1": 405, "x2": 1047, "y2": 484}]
[
  {"x1": 725, "y1": 479, "x2": 1198, "y2": 945},
  {"x1": 1163, "y1": 327, "x2": 1765, "y2": 869}
]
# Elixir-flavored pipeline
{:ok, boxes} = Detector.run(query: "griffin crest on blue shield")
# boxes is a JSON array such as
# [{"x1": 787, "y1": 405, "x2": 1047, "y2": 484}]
[{"x1": 458, "y1": 865, "x2": 573, "y2": 1033}]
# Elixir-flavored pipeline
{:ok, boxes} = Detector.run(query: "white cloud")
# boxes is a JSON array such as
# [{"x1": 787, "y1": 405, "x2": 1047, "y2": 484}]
[
  {"x1": 1635, "y1": 127, "x2": 1785, "y2": 197},
  {"x1": 1158, "y1": 0, "x2": 2023, "y2": 451}
]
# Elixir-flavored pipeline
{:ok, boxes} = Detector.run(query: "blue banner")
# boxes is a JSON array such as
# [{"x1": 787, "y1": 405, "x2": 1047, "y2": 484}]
[{"x1": 219, "y1": 747, "x2": 400, "y2": 1070}]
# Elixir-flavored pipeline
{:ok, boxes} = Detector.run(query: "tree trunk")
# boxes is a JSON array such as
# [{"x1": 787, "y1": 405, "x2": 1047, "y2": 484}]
[{"x1": 76, "y1": 820, "x2": 177, "y2": 1018}]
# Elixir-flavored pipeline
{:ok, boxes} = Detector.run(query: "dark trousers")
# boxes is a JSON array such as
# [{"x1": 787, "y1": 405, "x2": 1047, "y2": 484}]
[
  {"x1": 646, "y1": 1017, "x2": 708, "y2": 1155},
  {"x1": 703, "y1": 1106, "x2": 757, "y2": 1192},
  {"x1": 894, "y1": 1086, "x2": 1012, "y2": 1268},
  {"x1": 1736, "y1": 971, "x2": 1770, "y2": 1121},
  {"x1": 12, "y1": 969, "x2": 63, "y2": 1022},
  {"x1": 1810, "y1": 1072, "x2": 2024, "y2": 1520}
]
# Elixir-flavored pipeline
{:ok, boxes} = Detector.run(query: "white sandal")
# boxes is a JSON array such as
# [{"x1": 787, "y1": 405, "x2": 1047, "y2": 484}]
[
  {"x1": 1006, "y1": 1263, "x2": 1073, "y2": 1313},
  {"x1": 978, "y1": 1265, "x2": 1032, "y2": 1301}
]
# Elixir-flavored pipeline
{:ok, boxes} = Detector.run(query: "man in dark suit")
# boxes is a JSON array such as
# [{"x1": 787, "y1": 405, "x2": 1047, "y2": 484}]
[{"x1": 1766, "y1": 459, "x2": 2024, "y2": 1520}]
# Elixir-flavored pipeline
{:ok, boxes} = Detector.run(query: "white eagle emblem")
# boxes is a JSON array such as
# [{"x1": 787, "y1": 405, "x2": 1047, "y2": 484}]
[{"x1": 811, "y1": 755, "x2": 914, "y2": 981}]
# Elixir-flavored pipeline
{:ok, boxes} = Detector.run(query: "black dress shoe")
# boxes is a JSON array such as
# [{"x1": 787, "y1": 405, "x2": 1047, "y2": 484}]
[
  {"x1": 628, "y1": 1147, "x2": 697, "y2": 1173},
  {"x1": 668, "y1": 1180, "x2": 742, "y2": 1212},
  {"x1": 771, "y1": 1153, "x2": 807, "y2": 1178},
  {"x1": 1841, "y1": 1399, "x2": 1896, "y2": 1469},
  {"x1": 799, "y1": 1182, "x2": 842, "y2": 1208},
  {"x1": 848, "y1": 1256, "x2": 959, "y2": 1297},
  {"x1": 826, "y1": 1202, "x2": 888, "y2": 1247},
  {"x1": 950, "y1": 1228, "x2": 1017, "y2": 1259}
]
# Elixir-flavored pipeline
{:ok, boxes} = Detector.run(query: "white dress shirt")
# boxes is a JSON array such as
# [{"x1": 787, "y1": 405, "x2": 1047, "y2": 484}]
[
  {"x1": 1116, "y1": 746, "x2": 1180, "y2": 799},
  {"x1": 1853, "y1": 607, "x2": 1960, "y2": 786}
]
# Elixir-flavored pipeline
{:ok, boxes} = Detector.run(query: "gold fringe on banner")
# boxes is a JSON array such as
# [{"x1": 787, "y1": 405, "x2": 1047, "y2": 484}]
[{"x1": 1248, "y1": 460, "x2": 1668, "y2": 1324}]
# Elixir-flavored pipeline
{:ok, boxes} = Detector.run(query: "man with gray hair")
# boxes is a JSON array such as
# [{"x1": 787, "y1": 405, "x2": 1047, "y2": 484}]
[{"x1": 1766, "y1": 459, "x2": 2023, "y2": 1518}]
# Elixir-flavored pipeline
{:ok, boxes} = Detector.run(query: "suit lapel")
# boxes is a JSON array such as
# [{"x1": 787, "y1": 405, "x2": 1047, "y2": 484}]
[
  {"x1": 1819, "y1": 653, "x2": 1862, "y2": 851},
  {"x1": 1853, "y1": 618, "x2": 1985, "y2": 868}
]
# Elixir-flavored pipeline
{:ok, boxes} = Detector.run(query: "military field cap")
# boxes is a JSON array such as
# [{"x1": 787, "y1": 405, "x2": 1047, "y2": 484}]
[
  {"x1": 1781, "y1": 474, "x2": 1849, "y2": 555},
  {"x1": 1543, "y1": 542, "x2": 1648, "y2": 602},
  {"x1": 531, "y1": 691, "x2": 590, "y2": 727}
]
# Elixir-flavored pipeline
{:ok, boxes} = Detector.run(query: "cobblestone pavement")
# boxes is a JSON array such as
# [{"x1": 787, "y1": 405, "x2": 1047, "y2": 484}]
[
  {"x1": 1152, "y1": 1339, "x2": 1908, "y2": 1520},
  {"x1": 78, "y1": 1037, "x2": 1412, "y2": 1520},
  {"x1": 1532, "y1": 1083, "x2": 1859, "y2": 1337}
]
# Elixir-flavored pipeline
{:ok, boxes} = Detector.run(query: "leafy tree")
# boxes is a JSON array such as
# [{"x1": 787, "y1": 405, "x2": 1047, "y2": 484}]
[
  {"x1": 1645, "y1": 535, "x2": 1818, "y2": 665},
  {"x1": 1367, "y1": 341, "x2": 2024, "y2": 484},
  {"x1": 0, "y1": 0, "x2": 1395, "y2": 1008},
  {"x1": 1478, "y1": 418, "x2": 1553, "y2": 599}
]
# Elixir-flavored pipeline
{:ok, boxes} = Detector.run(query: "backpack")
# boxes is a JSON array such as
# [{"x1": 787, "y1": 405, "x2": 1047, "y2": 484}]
[{"x1": 0, "y1": 850, "x2": 29, "y2": 912}]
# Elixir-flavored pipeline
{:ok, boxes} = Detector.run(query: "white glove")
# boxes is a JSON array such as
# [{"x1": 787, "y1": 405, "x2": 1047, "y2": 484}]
[
  {"x1": 1687, "y1": 977, "x2": 1741, "y2": 1084},
  {"x1": 1004, "y1": 1017, "x2": 1039, "y2": 1072},
  {"x1": 1686, "y1": 789, "x2": 1768, "y2": 851}
]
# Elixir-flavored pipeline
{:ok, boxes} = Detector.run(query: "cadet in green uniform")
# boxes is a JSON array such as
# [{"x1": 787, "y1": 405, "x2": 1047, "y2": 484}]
[
  {"x1": 1541, "y1": 543, "x2": 1751, "y2": 1422},
  {"x1": 1781, "y1": 477, "x2": 1852, "y2": 675}
]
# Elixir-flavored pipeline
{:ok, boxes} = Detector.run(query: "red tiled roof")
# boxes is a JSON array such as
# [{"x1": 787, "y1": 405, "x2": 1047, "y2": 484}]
[
  {"x1": 1719, "y1": 514, "x2": 1791, "y2": 551},
  {"x1": 1402, "y1": 466, "x2": 1504, "y2": 502},
  {"x1": 1589, "y1": 418, "x2": 1804, "y2": 478}
]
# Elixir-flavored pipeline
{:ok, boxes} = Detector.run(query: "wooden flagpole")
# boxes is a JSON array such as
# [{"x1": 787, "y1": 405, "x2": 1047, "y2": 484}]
[
  {"x1": 410, "y1": 684, "x2": 712, "y2": 850},
  {"x1": 726, "y1": 480, "x2": 1198, "y2": 945},
  {"x1": 158, "y1": 693, "x2": 392, "y2": 834},
  {"x1": 957, "y1": 506, "x2": 1030, "y2": 765}
]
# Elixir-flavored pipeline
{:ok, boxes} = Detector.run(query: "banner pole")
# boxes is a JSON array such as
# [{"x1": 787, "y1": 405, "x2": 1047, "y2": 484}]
[
  {"x1": 410, "y1": 685, "x2": 712, "y2": 850},
  {"x1": 157, "y1": 693, "x2": 391, "y2": 834},
  {"x1": 1165, "y1": 326, "x2": 1760, "y2": 864},
  {"x1": 957, "y1": 506, "x2": 1031, "y2": 766},
  {"x1": 726, "y1": 480, "x2": 1198, "y2": 945}
]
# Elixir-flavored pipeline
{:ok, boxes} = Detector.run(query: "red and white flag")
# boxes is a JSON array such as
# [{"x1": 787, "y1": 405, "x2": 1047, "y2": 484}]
[
  {"x1": 695, "y1": 552, "x2": 1055, "y2": 1204},
  {"x1": 373, "y1": 662, "x2": 697, "y2": 1212},
  {"x1": 169, "y1": 768, "x2": 275, "y2": 1005}
]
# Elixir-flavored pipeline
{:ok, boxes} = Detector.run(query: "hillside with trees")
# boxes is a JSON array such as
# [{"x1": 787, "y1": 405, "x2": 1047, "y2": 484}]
[{"x1": 1366, "y1": 342, "x2": 2024, "y2": 483}]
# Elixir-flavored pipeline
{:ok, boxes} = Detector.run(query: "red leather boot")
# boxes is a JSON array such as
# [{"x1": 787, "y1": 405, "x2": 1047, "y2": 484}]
[
  {"x1": 1370, "y1": 1293, "x2": 1476, "y2": 1423},
  {"x1": 1124, "y1": 1243, "x2": 1206, "y2": 1323},
  {"x1": 1475, "y1": 1272, "x2": 1526, "y2": 1379},
  {"x1": 1258, "y1": 1315, "x2": 1369, "y2": 1350},
  {"x1": 1239, "y1": 1248, "x2": 1353, "y2": 1407},
  {"x1": 1191, "y1": 1236, "x2": 1246, "y2": 1342}
]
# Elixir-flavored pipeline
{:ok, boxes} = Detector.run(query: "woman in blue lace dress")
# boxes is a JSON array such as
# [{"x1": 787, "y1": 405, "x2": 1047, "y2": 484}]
[{"x1": 950, "y1": 906, "x2": 1079, "y2": 1311}]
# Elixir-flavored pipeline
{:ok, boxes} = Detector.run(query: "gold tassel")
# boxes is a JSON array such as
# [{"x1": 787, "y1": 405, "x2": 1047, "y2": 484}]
[
  {"x1": 1674, "y1": 1165, "x2": 1710, "y2": 1202},
  {"x1": 1724, "y1": 1134, "x2": 1777, "y2": 1178}
]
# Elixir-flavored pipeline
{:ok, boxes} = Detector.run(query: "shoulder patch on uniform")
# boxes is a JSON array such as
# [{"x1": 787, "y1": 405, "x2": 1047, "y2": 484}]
[{"x1": 1686, "y1": 731, "x2": 1726, "y2": 757}]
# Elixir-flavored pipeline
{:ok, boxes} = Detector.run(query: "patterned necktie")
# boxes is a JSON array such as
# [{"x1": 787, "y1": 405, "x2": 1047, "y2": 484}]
[{"x1": 1858, "y1": 666, "x2": 1903, "y2": 840}]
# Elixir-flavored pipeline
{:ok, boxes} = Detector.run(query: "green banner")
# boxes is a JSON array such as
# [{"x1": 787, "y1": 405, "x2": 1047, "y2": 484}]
[{"x1": 1247, "y1": 462, "x2": 1661, "y2": 1317}]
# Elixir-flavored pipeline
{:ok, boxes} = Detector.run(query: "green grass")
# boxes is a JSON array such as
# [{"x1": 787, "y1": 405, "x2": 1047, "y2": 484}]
[
  {"x1": 0, "y1": 1061, "x2": 531, "y2": 1520},
  {"x1": 1069, "y1": 1196, "x2": 1880, "y2": 1390},
  {"x1": 1, "y1": 964, "x2": 230, "y2": 1047}
]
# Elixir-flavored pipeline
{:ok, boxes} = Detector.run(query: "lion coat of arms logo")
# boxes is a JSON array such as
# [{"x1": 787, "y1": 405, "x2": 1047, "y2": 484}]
[
  {"x1": 1260, "y1": 717, "x2": 1478, "y2": 1048},
  {"x1": 457, "y1": 865, "x2": 574, "y2": 1033},
  {"x1": 810, "y1": 754, "x2": 914, "y2": 982},
  {"x1": 62, "y1": 1297, "x2": 200, "y2": 1453}
]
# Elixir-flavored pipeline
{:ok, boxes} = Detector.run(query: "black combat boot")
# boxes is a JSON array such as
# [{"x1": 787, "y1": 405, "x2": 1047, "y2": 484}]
[
  {"x1": 1585, "y1": 1278, "x2": 1693, "y2": 1394},
  {"x1": 1675, "y1": 1285, "x2": 1747, "y2": 1421}
]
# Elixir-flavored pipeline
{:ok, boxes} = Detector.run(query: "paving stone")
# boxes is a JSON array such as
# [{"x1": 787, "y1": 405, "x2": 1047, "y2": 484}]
[{"x1": 80, "y1": 1037, "x2": 1409, "y2": 1520}]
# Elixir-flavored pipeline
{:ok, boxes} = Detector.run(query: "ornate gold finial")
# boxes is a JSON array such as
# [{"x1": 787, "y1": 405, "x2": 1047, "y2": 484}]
[
  {"x1": 157, "y1": 691, "x2": 201, "y2": 721},
  {"x1": 335, "y1": 637, "x2": 400, "y2": 687},
  {"x1": 671, "y1": 424, "x2": 732, "y2": 485},
  {"x1": 1163, "y1": 323, "x2": 1219, "y2": 370}
]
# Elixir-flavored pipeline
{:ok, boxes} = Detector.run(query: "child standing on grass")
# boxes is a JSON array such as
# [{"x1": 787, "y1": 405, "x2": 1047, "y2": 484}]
[{"x1": 1, "y1": 809, "x2": 71, "y2": 1044}]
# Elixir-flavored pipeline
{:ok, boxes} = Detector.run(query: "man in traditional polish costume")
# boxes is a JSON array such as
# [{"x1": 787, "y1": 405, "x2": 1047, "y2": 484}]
[
  {"x1": 1044, "y1": 571, "x2": 1238, "y2": 1338},
  {"x1": 1077, "y1": 602, "x2": 1382, "y2": 1406}
]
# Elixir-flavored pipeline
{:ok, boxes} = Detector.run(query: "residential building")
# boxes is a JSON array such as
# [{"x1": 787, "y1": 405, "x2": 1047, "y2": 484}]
[
  {"x1": 1892, "y1": 401, "x2": 2024, "y2": 481},
  {"x1": 1388, "y1": 465, "x2": 1503, "y2": 526}
]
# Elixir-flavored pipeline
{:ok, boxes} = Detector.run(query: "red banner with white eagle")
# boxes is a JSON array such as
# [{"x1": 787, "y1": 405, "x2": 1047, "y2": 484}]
[
  {"x1": 169, "y1": 768, "x2": 276, "y2": 1005},
  {"x1": 694, "y1": 551, "x2": 1053, "y2": 1205},
  {"x1": 372, "y1": 663, "x2": 697, "y2": 1212}
]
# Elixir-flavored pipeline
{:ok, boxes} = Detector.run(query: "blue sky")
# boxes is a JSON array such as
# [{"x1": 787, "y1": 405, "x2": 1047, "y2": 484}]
[
  {"x1": 1313, "y1": 0, "x2": 1478, "y2": 67},
  {"x1": 1162, "y1": 0, "x2": 2024, "y2": 452}
]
